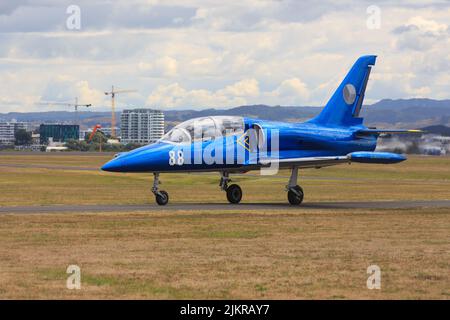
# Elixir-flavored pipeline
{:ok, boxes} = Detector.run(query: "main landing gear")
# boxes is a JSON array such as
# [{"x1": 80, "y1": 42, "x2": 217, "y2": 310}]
[
  {"x1": 152, "y1": 173, "x2": 169, "y2": 205},
  {"x1": 152, "y1": 169, "x2": 304, "y2": 206},
  {"x1": 220, "y1": 172, "x2": 243, "y2": 204},
  {"x1": 286, "y1": 167, "x2": 304, "y2": 205},
  {"x1": 220, "y1": 169, "x2": 304, "y2": 205}
]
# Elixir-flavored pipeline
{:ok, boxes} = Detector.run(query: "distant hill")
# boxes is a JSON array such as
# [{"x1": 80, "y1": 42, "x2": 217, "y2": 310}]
[
  {"x1": 420, "y1": 125, "x2": 450, "y2": 136},
  {"x1": 361, "y1": 98, "x2": 450, "y2": 127},
  {"x1": 368, "y1": 98, "x2": 450, "y2": 110},
  {"x1": 162, "y1": 105, "x2": 320, "y2": 122},
  {"x1": 1, "y1": 98, "x2": 450, "y2": 129}
]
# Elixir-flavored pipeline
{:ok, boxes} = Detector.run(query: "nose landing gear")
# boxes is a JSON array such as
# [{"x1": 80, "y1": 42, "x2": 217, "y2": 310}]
[
  {"x1": 152, "y1": 173, "x2": 169, "y2": 205},
  {"x1": 155, "y1": 190, "x2": 169, "y2": 206}
]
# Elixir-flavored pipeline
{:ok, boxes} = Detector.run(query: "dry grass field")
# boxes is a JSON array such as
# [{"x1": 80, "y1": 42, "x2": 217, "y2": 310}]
[
  {"x1": 0, "y1": 153, "x2": 449, "y2": 299},
  {"x1": 0, "y1": 153, "x2": 449, "y2": 206}
]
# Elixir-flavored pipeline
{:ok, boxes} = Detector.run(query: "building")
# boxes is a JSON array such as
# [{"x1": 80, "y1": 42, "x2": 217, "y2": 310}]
[
  {"x1": 45, "y1": 138, "x2": 68, "y2": 152},
  {"x1": 0, "y1": 122, "x2": 15, "y2": 145},
  {"x1": 39, "y1": 124, "x2": 79, "y2": 145},
  {"x1": 120, "y1": 108, "x2": 164, "y2": 144},
  {"x1": 0, "y1": 121, "x2": 31, "y2": 145},
  {"x1": 31, "y1": 133, "x2": 40, "y2": 145}
]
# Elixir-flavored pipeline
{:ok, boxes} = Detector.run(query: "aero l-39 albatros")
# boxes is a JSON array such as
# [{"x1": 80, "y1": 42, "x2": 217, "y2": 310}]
[{"x1": 102, "y1": 55, "x2": 419, "y2": 206}]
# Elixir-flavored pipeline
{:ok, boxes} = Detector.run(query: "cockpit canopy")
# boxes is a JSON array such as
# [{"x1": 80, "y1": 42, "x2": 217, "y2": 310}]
[{"x1": 161, "y1": 116, "x2": 244, "y2": 144}]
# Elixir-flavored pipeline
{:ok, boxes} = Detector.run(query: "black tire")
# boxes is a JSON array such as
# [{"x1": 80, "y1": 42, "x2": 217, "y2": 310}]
[
  {"x1": 155, "y1": 190, "x2": 169, "y2": 206},
  {"x1": 226, "y1": 184, "x2": 242, "y2": 204},
  {"x1": 288, "y1": 185, "x2": 304, "y2": 205}
]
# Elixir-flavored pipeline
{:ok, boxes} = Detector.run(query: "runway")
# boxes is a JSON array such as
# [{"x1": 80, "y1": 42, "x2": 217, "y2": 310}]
[{"x1": 0, "y1": 200, "x2": 450, "y2": 214}]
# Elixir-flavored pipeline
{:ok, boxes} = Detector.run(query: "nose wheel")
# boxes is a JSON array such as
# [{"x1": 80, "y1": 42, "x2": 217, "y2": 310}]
[
  {"x1": 155, "y1": 190, "x2": 169, "y2": 206},
  {"x1": 152, "y1": 173, "x2": 169, "y2": 206}
]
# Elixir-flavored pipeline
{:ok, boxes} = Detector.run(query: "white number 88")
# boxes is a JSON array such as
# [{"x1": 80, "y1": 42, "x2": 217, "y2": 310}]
[{"x1": 169, "y1": 150, "x2": 184, "y2": 166}]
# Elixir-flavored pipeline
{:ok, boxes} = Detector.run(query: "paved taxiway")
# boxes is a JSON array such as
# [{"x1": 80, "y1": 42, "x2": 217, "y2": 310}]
[{"x1": 0, "y1": 200, "x2": 450, "y2": 214}]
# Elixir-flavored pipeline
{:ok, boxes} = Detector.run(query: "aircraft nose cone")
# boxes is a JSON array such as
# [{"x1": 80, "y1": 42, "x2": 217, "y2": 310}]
[{"x1": 101, "y1": 158, "x2": 124, "y2": 172}]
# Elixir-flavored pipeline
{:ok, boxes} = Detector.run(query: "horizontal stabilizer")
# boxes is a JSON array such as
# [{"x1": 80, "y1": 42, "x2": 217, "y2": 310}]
[
  {"x1": 356, "y1": 129, "x2": 423, "y2": 135},
  {"x1": 349, "y1": 152, "x2": 406, "y2": 164}
]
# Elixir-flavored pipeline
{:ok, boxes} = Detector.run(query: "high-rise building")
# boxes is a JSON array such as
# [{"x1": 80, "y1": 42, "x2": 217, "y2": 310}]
[
  {"x1": 0, "y1": 121, "x2": 31, "y2": 145},
  {"x1": 0, "y1": 122, "x2": 15, "y2": 145},
  {"x1": 120, "y1": 108, "x2": 164, "y2": 144}
]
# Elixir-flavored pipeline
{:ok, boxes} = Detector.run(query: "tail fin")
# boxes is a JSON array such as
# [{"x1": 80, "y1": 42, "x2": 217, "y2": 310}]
[{"x1": 309, "y1": 55, "x2": 376, "y2": 127}]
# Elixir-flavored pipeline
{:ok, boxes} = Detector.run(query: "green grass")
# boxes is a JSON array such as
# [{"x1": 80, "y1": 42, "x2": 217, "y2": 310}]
[{"x1": 0, "y1": 154, "x2": 449, "y2": 206}]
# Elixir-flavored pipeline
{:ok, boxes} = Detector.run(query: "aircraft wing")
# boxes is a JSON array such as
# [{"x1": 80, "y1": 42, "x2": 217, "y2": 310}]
[
  {"x1": 260, "y1": 152, "x2": 406, "y2": 168},
  {"x1": 355, "y1": 129, "x2": 423, "y2": 135},
  {"x1": 260, "y1": 156, "x2": 349, "y2": 168}
]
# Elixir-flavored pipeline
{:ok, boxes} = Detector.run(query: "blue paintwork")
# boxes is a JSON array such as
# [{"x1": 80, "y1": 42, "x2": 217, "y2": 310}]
[
  {"x1": 101, "y1": 55, "x2": 407, "y2": 173},
  {"x1": 349, "y1": 152, "x2": 406, "y2": 164}
]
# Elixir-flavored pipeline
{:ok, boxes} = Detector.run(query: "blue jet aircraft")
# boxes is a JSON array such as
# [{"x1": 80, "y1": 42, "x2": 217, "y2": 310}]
[{"x1": 102, "y1": 55, "x2": 420, "y2": 206}]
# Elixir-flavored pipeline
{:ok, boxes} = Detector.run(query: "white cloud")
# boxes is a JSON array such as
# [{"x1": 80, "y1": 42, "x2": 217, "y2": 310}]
[
  {"x1": 40, "y1": 76, "x2": 104, "y2": 105},
  {"x1": 272, "y1": 78, "x2": 310, "y2": 101},
  {"x1": 0, "y1": 0, "x2": 449, "y2": 113},
  {"x1": 146, "y1": 77, "x2": 312, "y2": 109},
  {"x1": 138, "y1": 56, "x2": 178, "y2": 77},
  {"x1": 393, "y1": 16, "x2": 449, "y2": 51},
  {"x1": 75, "y1": 80, "x2": 105, "y2": 106},
  {"x1": 146, "y1": 81, "x2": 252, "y2": 109},
  {"x1": 407, "y1": 16, "x2": 448, "y2": 34},
  {"x1": 219, "y1": 78, "x2": 259, "y2": 97}
]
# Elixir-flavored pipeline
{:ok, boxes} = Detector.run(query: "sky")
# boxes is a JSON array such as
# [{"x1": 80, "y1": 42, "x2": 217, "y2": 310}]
[{"x1": 0, "y1": 0, "x2": 449, "y2": 112}]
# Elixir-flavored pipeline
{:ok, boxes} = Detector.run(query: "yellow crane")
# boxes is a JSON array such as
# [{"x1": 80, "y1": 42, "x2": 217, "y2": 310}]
[{"x1": 104, "y1": 86, "x2": 136, "y2": 138}]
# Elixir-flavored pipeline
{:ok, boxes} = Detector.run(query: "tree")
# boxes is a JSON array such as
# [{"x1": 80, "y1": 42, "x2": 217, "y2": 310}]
[
  {"x1": 85, "y1": 131, "x2": 108, "y2": 144},
  {"x1": 65, "y1": 139, "x2": 89, "y2": 151},
  {"x1": 14, "y1": 129, "x2": 32, "y2": 145},
  {"x1": 91, "y1": 131, "x2": 108, "y2": 144}
]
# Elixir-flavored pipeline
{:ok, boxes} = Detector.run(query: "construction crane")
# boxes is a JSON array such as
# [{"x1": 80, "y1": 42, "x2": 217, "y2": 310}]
[
  {"x1": 88, "y1": 124, "x2": 103, "y2": 152},
  {"x1": 88, "y1": 124, "x2": 102, "y2": 142},
  {"x1": 37, "y1": 97, "x2": 91, "y2": 125},
  {"x1": 104, "y1": 86, "x2": 136, "y2": 138}
]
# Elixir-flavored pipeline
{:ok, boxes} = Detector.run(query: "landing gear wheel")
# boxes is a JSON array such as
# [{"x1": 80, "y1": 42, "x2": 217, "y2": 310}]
[
  {"x1": 288, "y1": 185, "x2": 304, "y2": 205},
  {"x1": 155, "y1": 190, "x2": 169, "y2": 206},
  {"x1": 226, "y1": 184, "x2": 242, "y2": 204}
]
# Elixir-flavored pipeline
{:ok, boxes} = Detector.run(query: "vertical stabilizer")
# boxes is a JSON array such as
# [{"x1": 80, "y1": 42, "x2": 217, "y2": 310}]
[{"x1": 309, "y1": 55, "x2": 376, "y2": 127}]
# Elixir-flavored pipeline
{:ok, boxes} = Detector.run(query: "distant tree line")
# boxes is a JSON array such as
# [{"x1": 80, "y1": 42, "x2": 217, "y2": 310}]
[{"x1": 65, "y1": 132, "x2": 143, "y2": 152}]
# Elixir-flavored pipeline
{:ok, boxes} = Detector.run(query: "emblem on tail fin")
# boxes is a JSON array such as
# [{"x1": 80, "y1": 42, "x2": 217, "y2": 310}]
[{"x1": 343, "y1": 84, "x2": 357, "y2": 105}]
